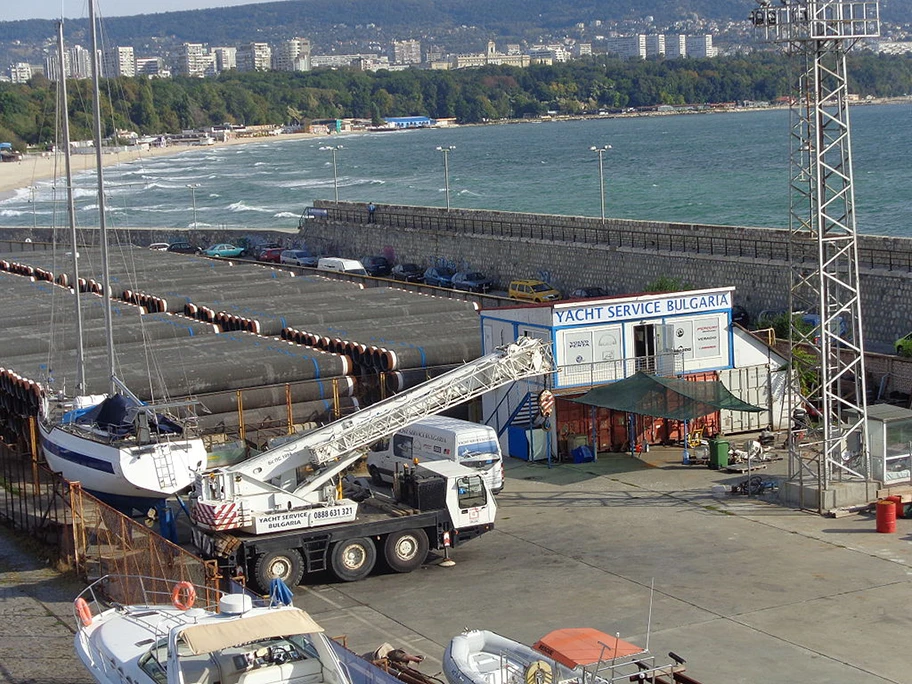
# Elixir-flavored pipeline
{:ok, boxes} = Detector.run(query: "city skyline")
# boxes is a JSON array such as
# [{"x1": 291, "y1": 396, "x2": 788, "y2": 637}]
[{"x1": 4, "y1": 0, "x2": 287, "y2": 22}]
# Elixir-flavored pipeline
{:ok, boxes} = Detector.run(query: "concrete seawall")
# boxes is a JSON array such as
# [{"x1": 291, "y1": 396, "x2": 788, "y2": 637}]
[
  {"x1": 301, "y1": 201, "x2": 912, "y2": 350},
  {"x1": 4, "y1": 202, "x2": 911, "y2": 349}
]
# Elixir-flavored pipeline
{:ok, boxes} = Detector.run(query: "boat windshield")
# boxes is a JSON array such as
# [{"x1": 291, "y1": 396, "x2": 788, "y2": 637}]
[{"x1": 176, "y1": 634, "x2": 323, "y2": 683}]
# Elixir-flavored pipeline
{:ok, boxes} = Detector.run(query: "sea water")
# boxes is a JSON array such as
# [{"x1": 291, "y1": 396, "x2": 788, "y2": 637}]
[{"x1": 1, "y1": 102, "x2": 909, "y2": 237}]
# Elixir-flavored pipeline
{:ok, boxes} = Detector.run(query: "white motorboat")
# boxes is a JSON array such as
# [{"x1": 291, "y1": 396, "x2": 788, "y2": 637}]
[
  {"x1": 74, "y1": 574, "x2": 352, "y2": 684},
  {"x1": 443, "y1": 628, "x2": 696, "y2": 684},
  {"x1": 39, "y1": 3, "x2": 207, "y2": 512},
  {"x1": 443, "y1": 629, "x2": 576, "y2": 684}
]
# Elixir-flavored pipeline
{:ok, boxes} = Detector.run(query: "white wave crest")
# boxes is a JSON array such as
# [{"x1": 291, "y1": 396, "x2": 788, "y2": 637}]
[{"x1": 227, "y1": 201, "x2": 273, "y2": 214}]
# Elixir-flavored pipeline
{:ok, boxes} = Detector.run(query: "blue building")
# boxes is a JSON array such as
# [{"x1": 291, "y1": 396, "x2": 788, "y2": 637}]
[
  {"x1": 383, "y1": 116, "x2": 434, "y2": 129},
  {"x1": 479, "y1": 287, "x2": 791, "y2": 460}
]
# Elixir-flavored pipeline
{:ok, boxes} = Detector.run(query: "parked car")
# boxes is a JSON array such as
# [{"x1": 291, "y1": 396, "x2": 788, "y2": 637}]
[
  {"x1": 423, "y1": 266, "x2": 456, "y2": 288},
  {"x1": 257, "y1": 247, "x2": 284, "y2": 263},
  {"x1": 148, "y1": 242, "x2": 169, "y2": 251},
  {"x1": 252, "y1": 242, "x2": 282, "y2": 259},
  {"x1": 390, "y1": 263, "x2": 424, "y2": 283},
  {"x1": 896, "y1": 333, "x2": 912, "y2": 357},
  {"x1": 317, "y1": 257, "x2": 368, "y2": 275},
  {"x1": 361, "y1": 255, "x2": 392, "y2": 277},
  {"x1": 731, "y1": 304, "x2": 751, "y2": 328},
  {"x1": 203, "y1": 243, "x2": 245, "y2": 258},
  {"x1": 280, "y1": 249, "x2": 317, "y2": 267},
  {"x1": 569, "y1": 286, "x2": 610, "y2": 299},
  {"x1": 167, "y1": 241, "x2": 201, "y2": 255},
  {"x1": 508, "y1": 279, "x2": 561, "y2": 302},
  {"x1": 452, "y1": 271, "x2": 494, "y2": 293}
]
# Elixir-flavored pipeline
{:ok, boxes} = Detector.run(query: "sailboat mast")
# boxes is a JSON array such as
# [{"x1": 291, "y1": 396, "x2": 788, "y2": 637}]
[
  {"x1": 56, "y1": 22, "x2": 87, "y2": 394},
  {"x1": 87, "y1": 0, "x2": 116, "y2": 395}
]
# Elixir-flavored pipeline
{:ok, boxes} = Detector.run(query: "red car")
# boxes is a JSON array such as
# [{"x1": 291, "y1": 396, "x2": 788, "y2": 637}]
[{"x1": 258, "y1": 247, "x2": 284, "y2": 263}]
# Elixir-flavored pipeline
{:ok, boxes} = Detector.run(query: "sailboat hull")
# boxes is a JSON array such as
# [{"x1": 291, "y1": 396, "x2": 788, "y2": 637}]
[{"x1": 39, "y1": 421, "x2": 207, "y2": 500}]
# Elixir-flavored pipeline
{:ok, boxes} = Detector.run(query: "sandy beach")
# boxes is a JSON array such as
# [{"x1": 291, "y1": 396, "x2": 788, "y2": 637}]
[{"x1": 0, "y1": 132, "x2": 319, "y2": 201}]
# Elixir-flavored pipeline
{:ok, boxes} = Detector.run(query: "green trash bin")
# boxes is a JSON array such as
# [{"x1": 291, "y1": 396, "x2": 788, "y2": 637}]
[{"x1": 709, "y1": 440, "x2": 730, "y2": 469}]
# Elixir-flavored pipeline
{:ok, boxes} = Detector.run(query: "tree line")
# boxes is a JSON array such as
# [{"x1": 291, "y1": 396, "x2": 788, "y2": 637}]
[{"x1": 2, "y1": 52, "x2": 911, "y2": 149}]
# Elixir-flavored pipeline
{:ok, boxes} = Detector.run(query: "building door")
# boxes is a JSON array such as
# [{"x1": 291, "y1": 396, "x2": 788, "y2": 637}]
[{"x1": 634, "y1": 324, "x2": 656, "y2": 372}]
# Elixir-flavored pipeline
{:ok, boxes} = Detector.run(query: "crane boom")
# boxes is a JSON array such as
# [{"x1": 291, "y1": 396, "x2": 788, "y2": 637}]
[{"x1": 193, "y1": 337, "x2": 550, "y2": 533}]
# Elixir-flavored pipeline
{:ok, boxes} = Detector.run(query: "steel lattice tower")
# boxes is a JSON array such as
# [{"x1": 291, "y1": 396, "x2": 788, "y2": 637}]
[{"x1": 750, "y1": 1, "x2": 878, "y2": 511}]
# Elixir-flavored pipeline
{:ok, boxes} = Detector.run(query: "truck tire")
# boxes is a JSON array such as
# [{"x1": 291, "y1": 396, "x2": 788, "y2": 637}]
[
  {"x1": 383, "y1": 529, "x2": 429, "y2": 573},
  {"x1": 368, "y1": 464, "x2": 383, "y2": 485},
  {"x1": 253, "y1": 549, "x2": 304, "y2": 592},
  {"x1": 330, "y1": 537, "x2": 376, "y2": 582}
]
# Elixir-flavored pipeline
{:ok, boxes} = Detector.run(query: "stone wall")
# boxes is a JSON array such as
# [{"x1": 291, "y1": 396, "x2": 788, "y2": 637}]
[{"x1": 302, "y1": 201, "x2": 912, "y2": 350}]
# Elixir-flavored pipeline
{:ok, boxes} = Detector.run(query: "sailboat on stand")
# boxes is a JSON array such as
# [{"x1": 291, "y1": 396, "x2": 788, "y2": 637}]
[{"x1": 38, "y1": 8, "x2": 207, "y2": 515}]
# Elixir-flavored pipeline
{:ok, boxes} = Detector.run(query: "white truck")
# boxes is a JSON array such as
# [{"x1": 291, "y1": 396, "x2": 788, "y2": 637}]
[
  {"x1": 190, "y1": 337, "x2": 550, "y2": 590},
  {"x1": 367, "y1": 416, "x2": 505, "y2": 493}
]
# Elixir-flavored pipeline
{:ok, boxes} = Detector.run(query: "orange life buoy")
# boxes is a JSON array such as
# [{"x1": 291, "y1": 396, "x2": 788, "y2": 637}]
[
  {"x1": 75, "y1": 597, "x2": 92, "y2": 627},
  {"x1": 171, "y1": 581, "x2": 196, "y2": 611}
]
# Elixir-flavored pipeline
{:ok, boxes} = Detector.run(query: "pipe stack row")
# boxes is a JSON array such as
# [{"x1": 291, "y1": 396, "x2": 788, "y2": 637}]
[
  {"x1": 0, "y1": 366, "x2": 41, "y2": 443},
  {"x1": 0, "y1": 245, "x2": 491, "y2": 440}
]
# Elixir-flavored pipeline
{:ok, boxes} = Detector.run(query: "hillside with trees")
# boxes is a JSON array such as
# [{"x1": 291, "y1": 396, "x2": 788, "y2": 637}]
[
  {"x1": 2, "y1": 52, "x2": 911, "y2": 149},
  {"x1": 1, "y1": 0, "x2": 910, "y2": 69}
]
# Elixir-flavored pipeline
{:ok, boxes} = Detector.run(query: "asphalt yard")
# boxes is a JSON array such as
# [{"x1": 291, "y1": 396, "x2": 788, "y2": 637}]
[
  {"x1": 4, "y1": 441, "x2": 912, "y2": 683},
  {"x1": 295, "y1": 445, "x2": 912, "y2": 684}
]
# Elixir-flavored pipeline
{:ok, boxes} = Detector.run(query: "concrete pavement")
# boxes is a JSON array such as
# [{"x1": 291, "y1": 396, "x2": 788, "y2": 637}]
[
  {"x1": 4, "y1": 442, "x2": 912, "y2": 683},
  {"x1": 0, "y1": 532, "x2": 93, "y2": 683},
  {"x1": 294, "y1": 448, "x2": 912, "y2": 684}
]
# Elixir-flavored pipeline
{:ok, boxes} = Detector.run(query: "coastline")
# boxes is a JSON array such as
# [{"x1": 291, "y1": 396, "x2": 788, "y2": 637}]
[
  {"x1": 0, "y1": 131, "x2": 321, "y2": 202},
  {"x1": 1, "y1": 95, "x2": 907, "y2": 206}
]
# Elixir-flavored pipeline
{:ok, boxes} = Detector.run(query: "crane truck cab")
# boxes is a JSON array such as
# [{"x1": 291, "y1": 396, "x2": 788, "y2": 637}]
[{"x1": 366, "y1": 416, "x2": 505, "y2": 493}]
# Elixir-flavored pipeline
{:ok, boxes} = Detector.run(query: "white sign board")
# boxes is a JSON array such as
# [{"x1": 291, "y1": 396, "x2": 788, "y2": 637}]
[
  {"x1": 553, "y1": 289, "x2": 732, "y2": 328},
  {"x1": 251, "y1": 502, "x2": 358, "y2": 534}
]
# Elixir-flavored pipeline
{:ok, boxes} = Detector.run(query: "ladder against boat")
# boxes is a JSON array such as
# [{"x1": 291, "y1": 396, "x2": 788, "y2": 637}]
[{"x1": 152, "y1": 448, "x2": 178, "y2": 490}]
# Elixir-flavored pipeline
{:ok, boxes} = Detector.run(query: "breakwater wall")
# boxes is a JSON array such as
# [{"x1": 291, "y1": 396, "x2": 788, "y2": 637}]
[
  {"x1": 303, "y1": 201, "x2": 912, "y2": 350},
  {"x1": 5, "y1": 202, "x2": 911, "y2": 349}
]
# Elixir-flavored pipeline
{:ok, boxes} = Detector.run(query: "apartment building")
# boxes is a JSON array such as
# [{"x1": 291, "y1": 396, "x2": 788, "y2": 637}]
[
  {"x1": 9, "y1": 62, "x2": 36, "y2": 83},
  {"x1": 665, "y1": 35, "x2": 687, "y2": 59},
  {"x1": 212, "y1": 47, "x2": 237, "y2": 72},
  {"x1": 604, "y1": 35, "x2": 647, "y2": 60},
  {"x1": 392, "y1": 39, "x2": 421, "y2": 65},
  {"x1": 177, "y1": 43, "x2": 214, "y2": 77},
  {"x1": 273, "y1": 38, "x2": 311, "y2": 71},
  {"x1": 103, "y1": 46, "x2": 135, "y2": 77},
  {"x1": 237, "y1": 43, "x2": 272, "y2": 72},
  {"x1": 62, "y1": 44, "x2": 93, "y2": 79},
  {"x1": 685, "y1": 34, "x2": 715, "y2": 58},
  {"x1": 136, "y1": 57, "x2": 166, "y2": 77},
  {"x1": 645, "y1": 34, "x2": 666, "y2": 57},
  {"x1": 453, "y1": 41, "x2": 529, "y2": 69}
]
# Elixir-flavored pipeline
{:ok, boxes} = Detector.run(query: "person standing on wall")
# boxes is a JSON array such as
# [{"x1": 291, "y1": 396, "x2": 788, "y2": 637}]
[{"x1": 368, "y1": 202, "x2": 376, "y2": 223}]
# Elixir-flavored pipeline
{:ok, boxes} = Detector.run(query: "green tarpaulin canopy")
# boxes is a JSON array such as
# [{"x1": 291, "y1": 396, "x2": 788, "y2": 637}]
[{"x1": 571, "y1": 372, "x2": 765, "y2": 421}]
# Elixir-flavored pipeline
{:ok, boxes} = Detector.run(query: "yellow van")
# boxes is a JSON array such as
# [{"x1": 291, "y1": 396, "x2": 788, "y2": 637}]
[{"x1": 508, "y1": 279, "x2": 561, "y2": 303}]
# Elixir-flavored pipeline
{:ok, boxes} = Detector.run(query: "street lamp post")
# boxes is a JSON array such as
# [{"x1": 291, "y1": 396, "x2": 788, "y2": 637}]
[
  {"x1": 590, "y1": 144, "x2": 612, "y2": 221},
  {"x1": 436, "y1": 145, "x2": 455, "y2": 211},
  {"x1": 320, "y1": 145, "x2": 343, "y2": 202},
  {"x1": 186, "y1": 183, "x2": 201, "y2": 228},
  {"x1": 28, "y1": 186, "x2": 37, "y2": 229}
]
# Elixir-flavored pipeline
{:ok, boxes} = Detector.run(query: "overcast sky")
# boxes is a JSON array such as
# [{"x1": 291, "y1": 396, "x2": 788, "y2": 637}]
[{"x1": 5, "y1": 0, "x2": 283, "y2": 22}]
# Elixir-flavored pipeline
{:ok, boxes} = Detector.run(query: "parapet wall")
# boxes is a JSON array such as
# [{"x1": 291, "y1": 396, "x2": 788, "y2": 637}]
[{"x1": 304, "y1": 201, "x2": 912, "y2": 349}]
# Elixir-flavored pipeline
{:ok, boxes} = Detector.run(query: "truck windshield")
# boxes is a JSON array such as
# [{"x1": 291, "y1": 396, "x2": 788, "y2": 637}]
[
  {"x1": 458, "y1": 440, "x2": 500, "y2": 467},
  {"x1": 456, "y1": 475, "x2": 487, "y2": 508}
]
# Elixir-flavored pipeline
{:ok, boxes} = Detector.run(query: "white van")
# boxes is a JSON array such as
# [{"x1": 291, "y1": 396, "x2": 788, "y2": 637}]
[
  {"x1": 317, "y1": 257, "x2": 368, "y2": 276},
  {"x1": 367, "y1": 415, "x2": 505, "y2": 493}
]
